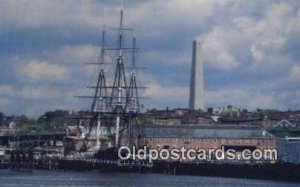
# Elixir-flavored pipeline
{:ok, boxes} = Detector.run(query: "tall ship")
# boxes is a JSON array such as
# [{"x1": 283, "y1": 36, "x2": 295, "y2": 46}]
[{"x1": 64, "y1": 7, "x2": 148, "y2": 168}]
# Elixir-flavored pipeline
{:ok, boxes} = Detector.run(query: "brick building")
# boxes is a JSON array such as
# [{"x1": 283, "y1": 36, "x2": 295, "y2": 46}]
[{"x1": 120, "y1": 124, "x2": 276, "y2": 154}]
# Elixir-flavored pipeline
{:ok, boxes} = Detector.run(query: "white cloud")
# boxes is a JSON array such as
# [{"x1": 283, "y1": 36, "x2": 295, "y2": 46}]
[
  {"x1": 290, "y1": 65, "x2": 300, "y2": 79},
  {"x1": 205, "y1": 88, "x2": 282, "y2": 110},
  {"x1": 23, "y1": 103, "x2": 70, "y2": 118},
  {"x1": 0, "y1": 98, "x2": 10, "y2": 107},
  {"x1": 16, "y1": 60, "x2": 69, "y2": 83},
  {"x1": 197, "y1": 0, "x2": 300, "y2": 73},
  {"x1": 0, "y1": 85, "x2": 14, "y2": 109},
  {"x1": 126, "y1": 0, "x2": 232, "y2": 38},
  {"x1": 0, "y1": 85, "x2": 15, "y2": 96},
  {"x1": 20, "y1": 85, "x2": 61, "y2": 100},
  {"x1": 137, "y1": 72, "x2": 189, "y2": 108},
  {"x1": 45, "y1": 45, "x2": 100, "y2": 65},
  {"x1": 0, "y1": 0, "x2": 230, "y2": 38},
  {"x1": 285, "y1": 64, "x2": 300, "y2": 85},
  {"x1": 0, "y1": 0, "x2": 106, "y2": 31},
  {"x1": 142, "y1": 82, "x2": 189, "y2": 109},
  {"x1": 144, "y1": 83, "x2": 188, "y2": 101},
  {"x1": 250, "y1": 45, "x2": 264, "y2": 62},
  {"x1": 202, "y1": 29, "x2": 239, "y2": 70},
  {"x1": 143, "y1": 50, "x2": 190, "y2": 66},
  {"x1": 1, "y1": 0, "x2": 300, "y2": 116},
  {"x1": 248, "y1": 94, "x2": 280, "y2": 110}
]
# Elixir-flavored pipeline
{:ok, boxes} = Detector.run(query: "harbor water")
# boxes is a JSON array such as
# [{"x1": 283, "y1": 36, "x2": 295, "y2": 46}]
[{"x1": 0, "y1": 170, "x2": 299, "y2": 187}]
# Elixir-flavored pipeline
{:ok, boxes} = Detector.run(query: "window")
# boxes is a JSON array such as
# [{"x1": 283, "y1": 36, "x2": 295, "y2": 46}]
[{"x1": 245, "y1": 139, "x2": 250, "y2": 144}]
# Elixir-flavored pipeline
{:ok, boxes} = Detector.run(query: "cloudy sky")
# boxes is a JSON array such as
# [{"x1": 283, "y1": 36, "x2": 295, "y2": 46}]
[{"x1": 0, "y1": 0, "x2": 300, "y2": 117}]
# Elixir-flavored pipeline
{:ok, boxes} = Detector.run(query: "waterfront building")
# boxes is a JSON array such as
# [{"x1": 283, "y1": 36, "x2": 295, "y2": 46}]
[
  {"x1": 151, "y1": 117, "x2": 182, "y2": 125},
  {"x1": 120, "y1": 124, "x2": 276, "y2": 162},
  {"x1": 277, "y1": 138, "x2": 300, "y2": 163}
]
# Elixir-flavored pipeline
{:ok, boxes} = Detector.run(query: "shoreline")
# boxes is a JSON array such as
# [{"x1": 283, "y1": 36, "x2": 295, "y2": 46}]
[{"x1": 8, "y1": 158, "x2": 298, "y2": 182}]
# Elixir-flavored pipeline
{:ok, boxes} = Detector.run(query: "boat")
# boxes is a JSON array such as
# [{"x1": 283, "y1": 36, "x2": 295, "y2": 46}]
[
  {"x1": 0, "y1": 146, "x2": 11, "y2": 169},
  {"x1": 63, "y1": 7, "x2": 150, "y2": 170}
]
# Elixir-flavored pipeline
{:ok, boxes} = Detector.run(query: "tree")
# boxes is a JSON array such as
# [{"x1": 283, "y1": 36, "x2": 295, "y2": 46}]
[
  {"x1": 15, "y1": 115, "x2": 32, "y2": 126},
  {"x1": 37, "y1": 110, "x2": 70, "y2": 132},
  {"x1": 38, "y1": 110, "x2": 69, "y2": 122},
  {"x1": 0, "y1": 112, "x2": 5, "y2": 126}
]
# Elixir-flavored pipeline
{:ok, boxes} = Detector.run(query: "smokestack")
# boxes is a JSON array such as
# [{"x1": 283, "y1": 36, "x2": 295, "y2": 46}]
[{"x1": 189, "y1": 39, "x2": 204, "y2": 111}]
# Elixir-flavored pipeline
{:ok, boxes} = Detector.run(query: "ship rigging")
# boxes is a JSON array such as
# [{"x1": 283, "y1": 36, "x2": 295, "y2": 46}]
[{"x1": 73, "y1": 8, "x2": 144, "y2": 153}]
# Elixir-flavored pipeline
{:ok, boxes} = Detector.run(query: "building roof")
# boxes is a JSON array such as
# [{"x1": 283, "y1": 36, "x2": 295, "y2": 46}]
[
  {"x1": 65, "y1": 136, "x2": 96, "y2": 141},
  {"x1": 136, "y1": 124, "x2": 273, "y2": 139},
  {"x1": 273, "y1": 119, "x2": 297, "y2": 128},
  {"x1": 66, "y1": 125, "x2": 80, "y2": 133}
]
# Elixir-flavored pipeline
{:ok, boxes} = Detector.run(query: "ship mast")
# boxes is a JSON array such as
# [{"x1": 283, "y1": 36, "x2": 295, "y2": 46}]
[
  {"x1": 126, "y1": 34, "x2": 140, "y2": 146},
  {"x1": 74, "y1": 7, "x2": 144, "y2": 150},
  {"x1": 110, "y1": 8, "x2": 127, "y2": 147},
  {"x1": 91, "y1": 28, "x2": 109, "y2": 150},
  {"x1": 127, "y1": 34, "x2": 140, "y2": 113}
]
